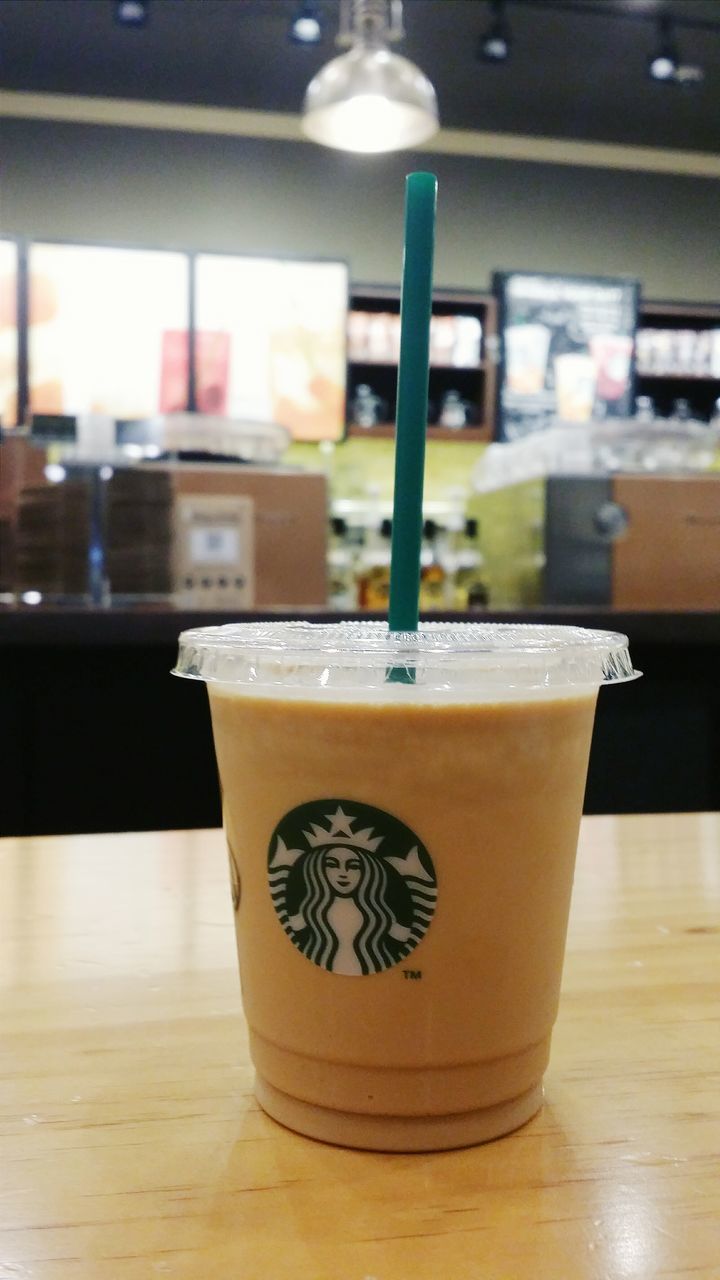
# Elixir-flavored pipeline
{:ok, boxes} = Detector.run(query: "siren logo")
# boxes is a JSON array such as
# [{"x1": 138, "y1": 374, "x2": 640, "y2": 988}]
[{"x1": 268, "y1": 800, "x2": 437, "y2": 976}]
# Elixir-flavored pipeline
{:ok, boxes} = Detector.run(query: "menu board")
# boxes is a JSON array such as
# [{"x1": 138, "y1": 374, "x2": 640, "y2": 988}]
[
  {"x1": 28, "y1": 244, "x2": 189, "y2": 419},
  {"x1": 195, "y1": 254, "x2": 348, "y2": 442},
  {"x1": 494, "y1": 272, "x2": 639, "y2": 441},
  {"x1": 0, "y1": 239, "x2": 18, "y2": 428}
]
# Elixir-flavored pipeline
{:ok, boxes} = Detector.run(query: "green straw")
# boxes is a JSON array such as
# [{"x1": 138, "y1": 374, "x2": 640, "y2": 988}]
[{"x1": 388, "y1": 171, "x2": 437, "y2": 636}]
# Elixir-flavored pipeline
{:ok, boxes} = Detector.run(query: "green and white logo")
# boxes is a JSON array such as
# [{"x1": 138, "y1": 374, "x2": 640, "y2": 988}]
[{"x1": 268, "y1": 800, "x2": 437, "y2": 976}]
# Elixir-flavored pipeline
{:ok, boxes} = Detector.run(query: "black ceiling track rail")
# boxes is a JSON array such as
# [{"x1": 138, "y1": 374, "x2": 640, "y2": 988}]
[{"x1": 504, "y1": 1, "x2": 720, "y2": 35}]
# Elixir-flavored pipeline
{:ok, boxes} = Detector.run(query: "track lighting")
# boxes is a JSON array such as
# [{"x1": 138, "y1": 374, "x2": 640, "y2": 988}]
[
  {"x1": 289, "y1": 2, "x2": 323, "y2": 46},
  {"x1": 479, "y1": 0, "x2": 511, "y2": 63},
  {"x1": 648, "y1": 16, "x2": 679, "y2": 82},
  {"x1": 114, "y1": 0, "x2": 149, "y2": 27}
]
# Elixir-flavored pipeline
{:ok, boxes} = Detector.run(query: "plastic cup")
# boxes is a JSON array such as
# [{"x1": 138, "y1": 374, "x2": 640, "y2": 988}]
[
  {"x1": 505, "y1": 323, "x2": 551, "y2": 394},
  {"x1": 554, "y1": 352, "x2": 597, "y2": 422},
  {"x1": 589, "y1": 334, "x2": 633, "y2": 402},
  {"x1": 173, "y1": 620, "x2": 637, "y2": 1152}
]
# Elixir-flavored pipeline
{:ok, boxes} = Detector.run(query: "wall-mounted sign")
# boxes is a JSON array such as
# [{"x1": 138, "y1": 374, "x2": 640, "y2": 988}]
[
  {"x1": 194, "y1": 255, "x2": 348, "y2": 443},
  {"x1": 494, "y1": 271, "x2": 639, "y2": 441},
  {"x1": 28, "y1": 244, "x2": 189, "y2": 421}
]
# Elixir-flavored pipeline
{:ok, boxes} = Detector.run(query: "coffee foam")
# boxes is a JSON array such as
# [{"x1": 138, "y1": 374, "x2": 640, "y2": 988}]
[{"x1": 208, "y1": 680, "x2": 600, "y2": 706}]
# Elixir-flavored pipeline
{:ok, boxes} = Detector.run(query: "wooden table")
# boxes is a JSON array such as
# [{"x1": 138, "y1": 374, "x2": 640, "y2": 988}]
[{"x1": 2, "y1": 815, "x2": 719, "y2": 1279}]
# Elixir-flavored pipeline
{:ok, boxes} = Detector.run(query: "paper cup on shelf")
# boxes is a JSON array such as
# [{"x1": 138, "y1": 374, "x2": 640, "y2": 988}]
[
  {"x1": 554, "y1": 352, "x2": 597, "y2": 422},
  {"x1": 505, "y1": 324, "x2": 552, "y2": 395}
]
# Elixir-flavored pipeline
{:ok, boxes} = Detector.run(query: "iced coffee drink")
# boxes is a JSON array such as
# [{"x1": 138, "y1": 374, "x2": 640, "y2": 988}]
[{"x1": 174, "y1": 621, "x2": 636, "y2": 1151}]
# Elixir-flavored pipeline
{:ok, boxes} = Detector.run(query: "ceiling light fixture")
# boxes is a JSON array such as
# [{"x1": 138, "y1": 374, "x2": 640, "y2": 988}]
[
  {"x1": 289, "y1": 1, "x2": 323, "y2": 46},
  {"x1": 301, "y1": 0, "x2": 439, "y2": 154},
  {"x1": 647, "y1": 16, "x2": 679, "y2": 82},
  {"x1": 479, "y1": 0, "x2": 511, "y2": 63},
  {"x1": 114, "y1": 0, "x2": 149, "y2": 27}
]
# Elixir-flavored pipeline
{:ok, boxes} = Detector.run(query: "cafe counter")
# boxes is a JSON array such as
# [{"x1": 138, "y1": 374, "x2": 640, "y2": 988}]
[{"x1": 2, "y1": 604, "x2": 719, "y2": 835}]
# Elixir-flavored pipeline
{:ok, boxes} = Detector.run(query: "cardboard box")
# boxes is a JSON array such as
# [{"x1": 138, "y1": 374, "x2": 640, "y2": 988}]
[
  {"x1": 11, "y1": 456, "x2": 328, "y2": 607},
  {"x1": 150, "y1": 462, "x2": 328, "y2": 607},
  {"x1": 0, "y1": 436, "x2": 55, "y2": 592}
]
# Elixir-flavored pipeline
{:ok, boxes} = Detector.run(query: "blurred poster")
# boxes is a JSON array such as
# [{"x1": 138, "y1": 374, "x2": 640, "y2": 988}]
[
  {"x1": 159, "y1": 330, "x2": 231, "y2": 414},
  {"x1": 0, "y1": 240, "x2": 18, "y2": 428},
  {"x1": 195, "y1": 255, "x2": 348, "y2": 442},
  {"x1": 159, "y1": 330, "x2": 189, "y2": 415},
  {"x1": 28, "y1": 244, "x2": 189, "y2": 419},
  {"x1": 195, "y1": 332, "x2": 231, "y2": 415},
  {"x1": 494, "y1": 272, "x2": 639, "y2": 441}
]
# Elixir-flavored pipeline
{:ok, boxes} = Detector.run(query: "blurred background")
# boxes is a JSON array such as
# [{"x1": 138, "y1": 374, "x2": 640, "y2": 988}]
[{"x1": 0, "y1": 0, "x2": 718, "y2": 833}]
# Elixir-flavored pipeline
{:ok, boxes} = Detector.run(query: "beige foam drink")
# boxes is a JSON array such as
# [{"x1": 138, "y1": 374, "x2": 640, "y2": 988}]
[{"x1": 175, "y1": 621, "x2": 637, "y2": 1151}]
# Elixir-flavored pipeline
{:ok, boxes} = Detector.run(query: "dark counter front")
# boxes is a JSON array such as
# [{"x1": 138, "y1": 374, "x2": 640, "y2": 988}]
[{"x1": 2, "y1": 605, "x2": 719, "y2": 835}]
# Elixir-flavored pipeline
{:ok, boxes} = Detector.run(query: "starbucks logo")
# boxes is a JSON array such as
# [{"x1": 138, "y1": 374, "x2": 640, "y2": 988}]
[{"x1": 268, "y1": 800, "x2": 437, "y2": 976}]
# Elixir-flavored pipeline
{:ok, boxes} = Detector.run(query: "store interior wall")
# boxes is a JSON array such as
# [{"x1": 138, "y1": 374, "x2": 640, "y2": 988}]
[
  {"x1": 1, "y1": 118, "x2": 719, "y2": 301},
  {"x1": 1, "y1": 116, "x2": 718, "y2": 606}
]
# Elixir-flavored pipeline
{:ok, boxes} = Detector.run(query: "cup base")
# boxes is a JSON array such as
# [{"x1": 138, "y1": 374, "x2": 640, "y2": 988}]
[{"x1": 254, "y1": 1075, "x2": 544, "y2": 1152}]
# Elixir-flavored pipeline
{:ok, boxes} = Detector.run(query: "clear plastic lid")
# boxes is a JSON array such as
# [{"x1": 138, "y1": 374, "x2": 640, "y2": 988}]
[{"x1": 173, "y1": 620, "x2": 638, "y2": 698}]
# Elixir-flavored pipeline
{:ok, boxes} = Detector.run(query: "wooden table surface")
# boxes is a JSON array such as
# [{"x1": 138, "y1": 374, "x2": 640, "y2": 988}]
[{"x1": 2, "y1": 815, "x2": 719, "y2": 1280}]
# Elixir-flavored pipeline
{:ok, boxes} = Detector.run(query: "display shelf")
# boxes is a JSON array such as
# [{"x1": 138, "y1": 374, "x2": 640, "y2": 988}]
[
  {"x1": 346, "y1": 292, "x2": 720, "y2": 438},
  {"x1": 347, "y1": 423, "x2": 489, "y2": 442},
  {"x1": 636, "y1": 300, "x2": 720, "y2": 421},
  {"x1": 641, "y1": 301, "x2": 720, "y2": 322},
  {"x1": 350, "y1": 359, "x2": 489, "y2": 372},
  {"x1": 636, "y1": 371, "x2": 720, "y2": 382},
  {"x1": 347, "y1": 286, "x2": 498, "y2": 440}
]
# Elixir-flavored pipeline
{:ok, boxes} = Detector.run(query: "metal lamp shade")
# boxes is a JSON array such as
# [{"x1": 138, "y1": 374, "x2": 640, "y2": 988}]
[{"x1": 302, "y1": 44, "x2": 439, "y2": 153}]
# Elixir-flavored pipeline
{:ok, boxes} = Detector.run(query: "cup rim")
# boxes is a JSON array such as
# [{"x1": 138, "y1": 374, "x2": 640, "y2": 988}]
[{"x1": 173, "y1": 620, "x2": 639, "y2": 692}]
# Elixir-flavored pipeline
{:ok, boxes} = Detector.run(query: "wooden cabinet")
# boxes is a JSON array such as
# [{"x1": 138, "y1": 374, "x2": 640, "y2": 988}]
[
  {"x1": 346, "y1": 286, "x2": 497, "y2": 441},
  {"x1": 636, "y1": 300, "x2": 720, "y2": 422}
]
